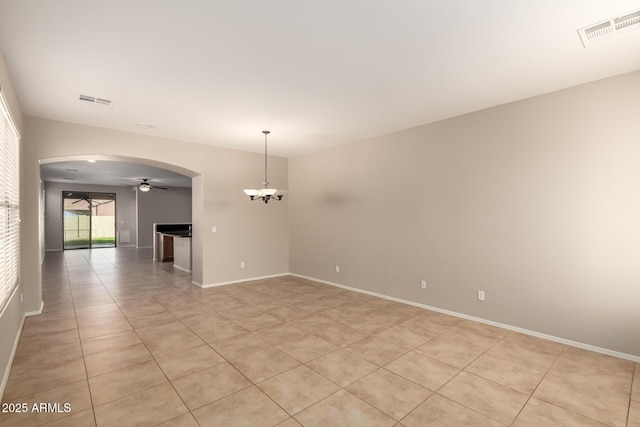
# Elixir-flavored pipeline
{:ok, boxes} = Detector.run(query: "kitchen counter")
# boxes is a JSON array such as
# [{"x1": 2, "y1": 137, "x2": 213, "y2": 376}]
[
  {"x1": 172, "y1": 234, "x2": 192, "y2": 273},
  {"x1": 153, "y1": 223, "x2": 192, "y2": 267}
]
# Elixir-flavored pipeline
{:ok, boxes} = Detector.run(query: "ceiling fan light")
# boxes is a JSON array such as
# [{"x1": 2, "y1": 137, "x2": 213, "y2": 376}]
[{"x1": 139, "y1": 182, "x2": 152, "y2": 192}]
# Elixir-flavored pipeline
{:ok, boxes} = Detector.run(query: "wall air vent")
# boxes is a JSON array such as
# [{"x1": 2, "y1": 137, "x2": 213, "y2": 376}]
[
  {"x1": 578, "y1": 9, "x2": 640, "y2": 47},
  {"x1": 79, "y1": 94, "x2": 113, "y2": 107}
]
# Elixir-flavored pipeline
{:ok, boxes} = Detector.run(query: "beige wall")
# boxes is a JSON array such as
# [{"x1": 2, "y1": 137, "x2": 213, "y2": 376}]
[{"x1": 289, "y1": 71, "x2": 640, "y2": 357}]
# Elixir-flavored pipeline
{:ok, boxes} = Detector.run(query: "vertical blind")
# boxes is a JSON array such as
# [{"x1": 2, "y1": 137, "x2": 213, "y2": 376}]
[{"x1": 0, "y1": 88, "x2": 20, "y2": 313}]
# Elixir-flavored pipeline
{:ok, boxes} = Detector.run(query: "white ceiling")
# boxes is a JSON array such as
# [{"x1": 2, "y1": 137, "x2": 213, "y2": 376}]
[{"x1": 1, "y1": 1, "x2": 640, "y2": 159}]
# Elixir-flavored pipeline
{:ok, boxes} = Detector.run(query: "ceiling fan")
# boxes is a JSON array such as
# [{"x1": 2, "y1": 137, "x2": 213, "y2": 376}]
[{"x1": 138, "y1": 178, "x2": 168, "y2": 192}]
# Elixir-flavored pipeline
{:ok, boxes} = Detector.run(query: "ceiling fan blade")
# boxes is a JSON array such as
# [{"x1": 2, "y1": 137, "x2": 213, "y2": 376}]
[{"x1": 156, "y1": 186, "x2": 168, "y2": 190}]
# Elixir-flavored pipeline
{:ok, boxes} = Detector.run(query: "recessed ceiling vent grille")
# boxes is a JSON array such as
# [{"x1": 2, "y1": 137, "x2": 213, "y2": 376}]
[
  {"x1": 578, "y1": 9, "x2": 640, "y2": 47},
  {"x1": 79, "y1": 94, "x2": 112, "y2": 106}
]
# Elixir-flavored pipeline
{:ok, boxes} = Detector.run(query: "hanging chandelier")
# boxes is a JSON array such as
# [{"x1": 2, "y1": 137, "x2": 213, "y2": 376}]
[{"x1": 243, "y1": 130, "x2": 287, "y2": 204}]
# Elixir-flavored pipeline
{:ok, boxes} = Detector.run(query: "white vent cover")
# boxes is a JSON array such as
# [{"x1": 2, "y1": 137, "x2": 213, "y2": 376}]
[
  {"x1": 578, "y1": 9, "x2": 640, "y2": 47},
  {"x1": 79, "y1": 94, "x2": 112, "y2": 106}
]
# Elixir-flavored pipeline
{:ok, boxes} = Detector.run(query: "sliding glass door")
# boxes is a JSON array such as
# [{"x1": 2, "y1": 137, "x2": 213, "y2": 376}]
[{"x1": 63, "y1": 191, "x2": 116, "y2": 249}]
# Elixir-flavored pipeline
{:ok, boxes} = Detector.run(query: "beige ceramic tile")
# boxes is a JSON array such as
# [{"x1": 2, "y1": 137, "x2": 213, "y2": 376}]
[
  {"x1": 20, "y1": 317, "x2": 78, "y2": 338},
  {"x1": 311, "y1": 323, "x2": 368, "y2": 347},
  {"x1": 307, "y1": 349, "x2": 378, "y2": 387},
  {"x1": 559, "y1": 346, "x2": 634, "y2": 375},
  {"x1": 453, "y1": 319, "x2": 508, "y2": 341},
  {"x1": 369, "y1": 306, "x2": 422, "y2": 324},
  {"x1": 233, "y1": 312, "x2": 283, "y2": 331},
  {"x1": 138, "y1": 329, "x2": 205, "y2": 358},
  {"x1": 74, "y1": 302, "x2": 120, "y2": 318},
  {"x1": 117, "y1": 301, "x2": 167, "y2": 318},
  {"x1": 465, "y1": 353, "x2": 545, "y2": 394},
  {"x1": 253, "y1": 322, "x2": 305, "y2": 344},
  {"x1": 629, "y1": 400, "x2": 640, "y2": 427},
  {"x1": 80, "y1": 330, "x2": 142, "y2": 356},
  {"x1": 210, "y1": 332, "x2": 272, "y2": 360},
  {"x1": 400, "y1": 393, "x2": 503, "y2": 427},
  {"x1": 533, "y1": 374, "x2": 629, "y2": 427},
  {"x1": 9, "y1": 252, "x2": 635, "y2": 427},
  {"x1": 415, "y1": 333, "x2": 487, "y2": 368},
  {"x1": 347, "y1": 369, "x2": 431, "y2": 420},
  {"x1": 384, "y1": 351, "x2": 460, "y2": 391},
  {"x1": 0, "y1": 380, "x2": 92, "y2": 426},
  {"x1": 438, "y1": 371, "x2": 528, "y2": 425},
  {"x1": 232, "y1": 347, "x2": 300, "y2": 383},
  {"x1": 94, "y1": 383, "x2": 188, "y2": 427},
  {"x1": 195, "y1": 321, "x2": 249, "y2": 344},
  {"x1": 88, "y1": 360, "x2": 167, "y2": 406},
  {"x1": 125, "y1": 310, "x2": 177, "y2": 329},
  {"x1": 346, "y1": 336, "x2": 408, "y2": 366},
  {"x1": 375, "y1": 325, "x2": 432, "y2": 349},
  {"x1": 400, "y1": 314, "x2": 453, "y2": 337},
  {"x1": 287, "y1": 313, "x2": 336, "y2": 331},
  {"x1": 276, "y1": 417, "x2": 303, "y2": 427},
  {"x1": 3, "y1": 355, "x2": 87, "y2": 401},
  {"x1": 258, "y1": 365, "x2": 340, "y2": 415},
  {"x1": 634, "y1": 363, "x2": 640, "y2": 402},
  {"x1": 295, "y1": 389, "x2": 395, "y2": 427},
  {"x1": 84, "y1": 343, "x2": 153, "y2": 377},
  {"x1": 347, "y1": 316, "x2": 395, "y2": 335},
  {"x1": 548, "y1": 355, "x2": 632, "y2": 397},
  {"x1": 156, "y1": 412, "x2": 200, "y2": 427},
  {"x1": 486, "y1": 334, "x2": 560, "y2": 372},
  {"x1": 78, "y1": 318, "x2": 132, "y2": 341},
  {"x1": 76, "y1": 309, "x2": 127, "y2": 328},
  {"x1": 274, "y1": 333, "x2": 336, "y2": 363},
  {"x1": 155, "y1": 344, "x2": 225, "y2": 380},
  {"x1": 39, "y1": 409, "x2": 96, "y2": 427},
  {"x1": 171, "y1": 363, "x2": 252, "y2": 410},
  {"x1": 192, "y1": 386, "x2": 289, "y2": 427},
  {"x1": 513, "y1": 397, "x2": 609, "y2": 427}
]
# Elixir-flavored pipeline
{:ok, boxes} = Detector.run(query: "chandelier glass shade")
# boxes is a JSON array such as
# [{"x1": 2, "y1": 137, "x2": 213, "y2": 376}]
[{"x1": 243, "y1": 131, "x2": 287, "y2": 203}]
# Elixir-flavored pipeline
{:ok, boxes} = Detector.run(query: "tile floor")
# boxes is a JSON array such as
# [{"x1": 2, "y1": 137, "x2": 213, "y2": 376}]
[{"x1": 0, "y1": 248, "x2": 638, "y2": 426}]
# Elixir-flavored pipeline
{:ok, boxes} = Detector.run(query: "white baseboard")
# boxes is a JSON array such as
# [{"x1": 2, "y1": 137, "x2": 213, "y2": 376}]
[
  {"x1": 173, "y1": 264, "x2": 191, "y2": 274},
  {"x1": 0, "y1": 314, "x2": 24, "y2": 400},
  {"x1": 0, "y1": 287, "x2": 25, "y2": 400},
  {"x1": 290, "y1": 273, "x2": 640, "y2": 363},
  {"x1": 192, "y1": 273, "x2": 290, "y2": 289},
  {"x1": 25, "y1": 300, "x2": 44, "y2": 317}
]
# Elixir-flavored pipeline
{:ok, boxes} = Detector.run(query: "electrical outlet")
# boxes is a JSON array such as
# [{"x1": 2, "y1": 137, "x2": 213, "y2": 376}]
[
  {"x1": 420, "y1": 280, "x2": 427, "y2": 289},
  {"x1": 335, "y1": 265, "x2": 340, "y2": 273},
  {"x1": 477, "y1": 290, "x2": 485, "y2": 301},
  {"x1": 240, "y1": 261, "x2": 245, "y2": 269}
]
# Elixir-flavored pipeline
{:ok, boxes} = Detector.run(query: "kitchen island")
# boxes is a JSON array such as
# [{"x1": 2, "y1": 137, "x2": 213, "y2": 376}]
[{"x1": 153, "y1": 223, "x2": 192, "y2": 273}]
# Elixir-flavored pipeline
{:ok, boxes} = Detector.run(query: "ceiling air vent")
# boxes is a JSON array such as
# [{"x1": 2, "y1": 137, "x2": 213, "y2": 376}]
[
  {"x1": 79, "y1": 94, "x2": 112, "y2": 107},
  {"x1": 578, "y1": 9, "x2": 640, "y2": 47}
]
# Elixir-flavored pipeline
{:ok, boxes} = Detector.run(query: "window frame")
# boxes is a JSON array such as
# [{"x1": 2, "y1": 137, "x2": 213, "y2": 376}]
[{"x1": 0, "y1": 87, "x2": 21, "y2": 314}]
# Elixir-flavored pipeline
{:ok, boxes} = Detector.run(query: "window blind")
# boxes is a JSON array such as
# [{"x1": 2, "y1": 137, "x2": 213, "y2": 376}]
[{"x1": 0, "y1": 88, "x2": 20, "y2": 313}]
